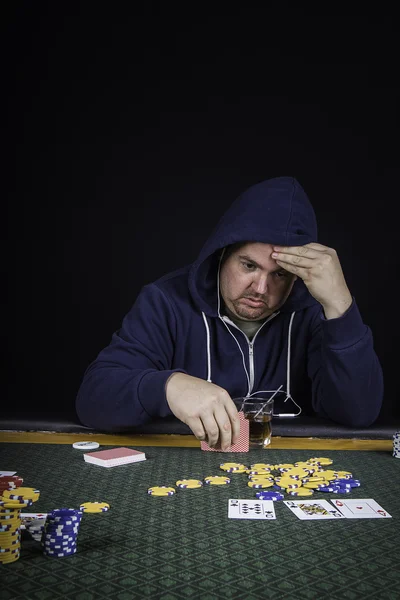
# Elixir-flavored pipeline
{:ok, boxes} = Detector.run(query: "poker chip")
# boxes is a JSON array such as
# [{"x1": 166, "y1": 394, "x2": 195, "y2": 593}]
[
  {"x1": 393, "y1": 431, "x2": 400, "y2": 458},
  {"x1": 176, "y1": 480, "x2": 203, "y2": 489},
  {"x1": 247, "y1": 480, "x2": 274, "y2": 489},
  {"x1": 288, "y1": 488, "x2": 314, "y2": 497},
  {"x1": 256, "y1": 491, "x2": 284, "y2": 501},
  {"x1": 147, "y1": 487, "x2": 176, "y2": 496},
  {"x1": 303, "y1": 481, "x2": 325, "y2": 489},
  {"x1": 336, "y1": 478, "x2": 360, "y2": 488},
  {"x1": 317, "y1": 485, "x2": 340, "y2": 493},
  {"x1": 79, "y1": 502, "x2": 110, "y2": 513},
  {"x1": 72, "y1": 441, "x2": 100, "y2": 450},
  {"x1": 308, "y1": 457, "x2": 333, "y2": 466},
  {"x1": 0, "y1": 498, "x2": 33, "y2": 509},
  {"x1": 220, "y1": 463, "x2": 247, "y2": 471},
  {"x1": 333, "y1": 471, "x2": 353, "y2": 479},
  {"x1": 250, "y1": 463, "x2": 274, "y2": 471},
  {"x1": 248, "y1": 475, "x2": 275, "y2": 483},
  {"x1": 204, "y1": 476, "x2": 230, "y2": 486},
  {"x1": 3, "y1": 488, "x2": 40, "y2": 502},
  {"x1": 0, "y1": 476, "x2": 23, "y2": 489},
  {"x1": 42, "y1": 508, "x2": 82, "y2": 558},
  {"x1": 274, "y1": 463, "x2": 295, "y2": 470}
]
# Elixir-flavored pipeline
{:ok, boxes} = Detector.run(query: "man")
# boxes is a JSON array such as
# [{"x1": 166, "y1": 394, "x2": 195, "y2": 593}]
[{"x1": 76, "y1": 176, "x2": 383, "y2": 448}]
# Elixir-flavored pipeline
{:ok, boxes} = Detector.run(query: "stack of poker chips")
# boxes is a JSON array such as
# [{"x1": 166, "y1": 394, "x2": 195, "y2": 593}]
[
  {"x1": 0, "y1": 482, "x2": 38, "y2": 565},
  {"x1": 393, "y1": 432, "x2": 400, "y2": 459},
  {"x1": 42, "y1": 509, "x2": 83, "y2": 558}
]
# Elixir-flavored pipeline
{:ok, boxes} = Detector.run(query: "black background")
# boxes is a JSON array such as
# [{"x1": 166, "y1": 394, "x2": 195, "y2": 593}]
[{"x1": 5, "y1": 6, "x2": 399, "y2": 421}]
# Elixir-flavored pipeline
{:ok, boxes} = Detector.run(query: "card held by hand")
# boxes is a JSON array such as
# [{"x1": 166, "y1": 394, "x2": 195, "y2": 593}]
[{"x1": 201, "y1": 411, "x2": 249, "y2": 452}]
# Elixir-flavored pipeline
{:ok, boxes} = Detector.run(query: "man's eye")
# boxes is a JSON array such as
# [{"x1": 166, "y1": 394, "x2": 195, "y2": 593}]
[
  {"x1": 243, "y1": 262, "x2": 256, "y2": 271},
  {"x1": 275, "y1": 271, "x2": 288, "y2": 278}
]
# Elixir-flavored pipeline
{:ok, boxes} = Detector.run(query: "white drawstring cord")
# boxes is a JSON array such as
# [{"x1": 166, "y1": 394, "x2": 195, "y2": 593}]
[{"x1": 201, "y1": 247, "x2": 302, "y2": 417}]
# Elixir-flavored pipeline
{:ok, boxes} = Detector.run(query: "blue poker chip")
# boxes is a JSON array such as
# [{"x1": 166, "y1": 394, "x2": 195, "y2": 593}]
[
  {"x1": 332, "y1": 487, "x2": 351, "y2": 494},
  {"x1": 43, "y1": 541, "x2": 77, "y2": 549},
  {"x1": 256, "y1": 491, "x2": 284, "y2": 501},
  {"x1": 43, "y1": 536, "x2": 76, "y2": 543},
  {"x1": 43, "y1": 547, "x2": 77, "y2": 557},
  {"x1": 342, "y1": 479, "x2": 360, "y2": 488},
  {"x1": 317, "y1": 485, "x2": 341, "y2": 492},
  {"x1": 44, "y1": 527, "x2": 79, "y2": 535}
]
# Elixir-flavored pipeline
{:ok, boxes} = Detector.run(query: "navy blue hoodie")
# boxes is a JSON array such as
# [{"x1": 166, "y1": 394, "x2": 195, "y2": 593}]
[{"x1": 76, "y1": 177, "x2": 383, "y2": 431}]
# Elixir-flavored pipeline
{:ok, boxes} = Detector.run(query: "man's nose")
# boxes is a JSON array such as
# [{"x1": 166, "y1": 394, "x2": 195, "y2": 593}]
[{"x1": 252, "y1": 274, "x2": 268, "y2": 295}]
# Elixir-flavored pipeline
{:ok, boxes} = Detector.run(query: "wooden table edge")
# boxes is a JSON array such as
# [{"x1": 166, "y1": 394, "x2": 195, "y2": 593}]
[{"x1": 0, "y1": 431, "x2": 394, "y2": 451}]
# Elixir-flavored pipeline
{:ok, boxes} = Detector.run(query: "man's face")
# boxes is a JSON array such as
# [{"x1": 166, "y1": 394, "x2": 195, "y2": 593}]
[{"x1": 219, "y1": 242, "x2": 297, "y2": 321}]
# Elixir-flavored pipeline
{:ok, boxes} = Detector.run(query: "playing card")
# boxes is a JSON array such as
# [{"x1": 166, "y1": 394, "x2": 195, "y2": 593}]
[
  {"x1": 331, "y1": 499, "x2": 392, "y2": 518},
  {"x1": 283, "y1": 499, "x2": 345, "y2": 520},
  {"x1": 20, "y1": 513, "x2": 48, "y2": 530},
  {"x1": 201, "y1": 412, "x2": 249, "y2": 452},
  {"x1": 228, "y1": 499, "x2": 276, "y2": 519},
  {"x1": 0, "y1": 471, "x2": 17, "y2": 477}
]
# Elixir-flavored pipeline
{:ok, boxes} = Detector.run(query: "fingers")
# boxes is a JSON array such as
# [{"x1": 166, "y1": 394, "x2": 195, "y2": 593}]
[
  {"x1": 202, "y1": 400, "x2": 239, "y2": 450},
  {"x1": 226, "y1": 401, "x2": 241, "y2": 444},
  {"x1": 199, "y1": 413, "x2": 220, "y2": 447},
  {"x1": 212, "y1": 405, "x2": 234, "y2": 451},
  {"x1": 186, "y1": 417, "x2": 206, "y2": 442}
]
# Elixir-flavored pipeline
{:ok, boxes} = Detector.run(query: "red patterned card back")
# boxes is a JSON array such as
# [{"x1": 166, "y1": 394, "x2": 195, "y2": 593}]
[{"x1": 200, "y1": 411, "x2": 249, "y2": 452}]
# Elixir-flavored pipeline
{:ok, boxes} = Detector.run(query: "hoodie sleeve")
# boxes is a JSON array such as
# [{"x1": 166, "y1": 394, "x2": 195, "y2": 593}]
[
  {"x1": 75, "y1": 284, "x2": 186, "y2": 431},
  {"x1": 307, "y1": 299, "x2": 384, "y2": 427}
]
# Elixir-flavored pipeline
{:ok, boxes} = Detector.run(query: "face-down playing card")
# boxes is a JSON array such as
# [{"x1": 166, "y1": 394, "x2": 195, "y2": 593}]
[{"x1": 201, "y1": 411, "x2": 249, "y2": 452}]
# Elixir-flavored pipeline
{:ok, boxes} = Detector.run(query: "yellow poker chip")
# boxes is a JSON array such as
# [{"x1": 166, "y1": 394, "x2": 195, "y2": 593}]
[
  {"x1": 147, "y1": 487, "x2": 176, "y2": 497},
  {"x1": 302, "y1": 476, "x2": 326, "y2": 483},
  {"x1": 275, "y1": 476, "x2": 301, "y2": 485},
  {"x1": 219, "y1": 463, "x2": 247, "y2": 471},
  {"x1": 308, "y1": 457, "x2": 333, "y2": 466},
  {"x1": 0, "y1": 498, "x2": 32, "y2": 509},
  {"x1": 204, "y1": 476, "x2": 230, "y2": 486},
  {"x1": 246, "y1": 469, "x2": 271, "y2": 476},
  {"x1": 226, "y1": 469, "x2": 247, "y2": 474},
  {"x1": 79, "y1": 502, "x2": 110, "y2": 512},
  {"x1": 274, "y1": 463, "x2": 295, "y2": 470},
  {"x1": 282, "y1": 467, "x2": 310, "y2": 476},
  {"x1": 0, "y1": 513, "x2": 22, "y2": 520},
  {"x1": 248, "y1": 475, "x2": 275, "y2": 482},
  {"x1": 288, "y1": 488, "x2": 314, "y2": 496},
  {"x1": 317, "y1": 470, "x2": 338, "y2": 481},
  {"x1": 176, "y1": 479, "x2": 203, "y2": 489},
  {"x1": 3, "y1": 488, "x2": 40, "y2": 502},
  {"x1": 303, "y1": 481, "x2": 323, "y2": 489},
  {"x1": 275, "y1": 480, "x2": 302, "y2": 490},
  {"x1": 247, "y1": 480, "x2": 274, "y2": 489},
  {"x1": 333, "y1": 471, "x2": 353, "y2": 479},
  {"x1": 250, "y1": 463, "x2": 274, "y2": 471}
]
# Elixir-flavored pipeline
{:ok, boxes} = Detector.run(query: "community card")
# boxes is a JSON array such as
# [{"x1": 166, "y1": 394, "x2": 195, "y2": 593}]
[
  {"x1": 0, "y1": 471, "x2": 17, "y2": 476},
  {"x1": 283, "y1": 499, "x2": 345, "y2": 520},
  {"x1": 331, "y1": 499, "x2": 392, "y2": 518},
  {"x1": 228, "y1": 499, "x2": 276, "y2": 519},
  {"x1": 20, "y1": 513, "x2": 47, "y2": 530},
  {"x1": 201, "y1": 412, "x2": 249, "y2": 452}
]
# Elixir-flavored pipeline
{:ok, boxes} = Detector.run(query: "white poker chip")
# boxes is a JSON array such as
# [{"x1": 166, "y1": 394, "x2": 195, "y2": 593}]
[{"x1": 72, "y1": 441, "x2": 100, "y2": 450}]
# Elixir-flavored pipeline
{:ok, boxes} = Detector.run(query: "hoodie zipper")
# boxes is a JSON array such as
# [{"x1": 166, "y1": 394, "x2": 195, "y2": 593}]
[{"x1": 221, "y1": 313, "x2": 279, "y2": 394}]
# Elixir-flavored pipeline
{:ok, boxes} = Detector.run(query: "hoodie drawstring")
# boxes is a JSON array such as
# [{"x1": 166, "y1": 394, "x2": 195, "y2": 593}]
[{"x1": 201, "y1": 310, "x2": 302, "y2": 417}]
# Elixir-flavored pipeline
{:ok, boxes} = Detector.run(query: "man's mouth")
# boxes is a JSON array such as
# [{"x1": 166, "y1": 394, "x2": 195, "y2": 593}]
[{"x1": 241, "y1": 297, "x2": 266, "y2": 307}]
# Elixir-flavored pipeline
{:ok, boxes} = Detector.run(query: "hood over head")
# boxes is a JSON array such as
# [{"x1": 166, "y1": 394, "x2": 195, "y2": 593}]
[{"x1": 189, "y1": 176, "x2": 319, "y2": 317}]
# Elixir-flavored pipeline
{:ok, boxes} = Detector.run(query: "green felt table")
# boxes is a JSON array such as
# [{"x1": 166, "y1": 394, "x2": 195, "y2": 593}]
[{"x1": 0, "y1": 437, "x2": 399, "y2": 600}]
